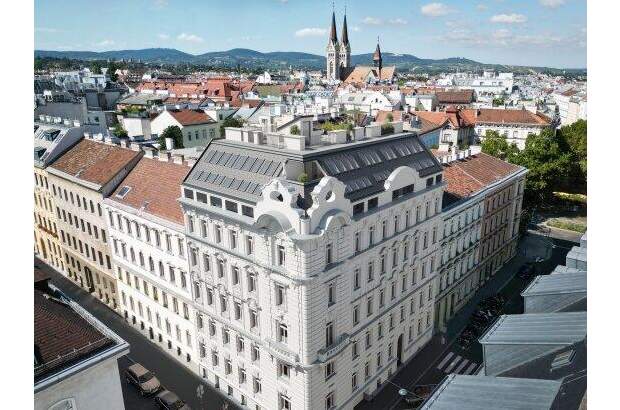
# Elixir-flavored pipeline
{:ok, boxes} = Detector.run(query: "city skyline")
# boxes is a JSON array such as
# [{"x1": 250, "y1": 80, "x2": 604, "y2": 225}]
[{"x1": 35, "y1": 0, "x2": 586, "y2": 68}]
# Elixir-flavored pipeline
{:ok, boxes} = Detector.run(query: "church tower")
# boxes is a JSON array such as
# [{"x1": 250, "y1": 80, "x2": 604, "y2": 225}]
[
  {"x1": 339, "y1": 12, "x2": 351, "y2": 70},
  {"x1": 373, "y1": 38, "x2": 383, "y2": 81},
  {"x1": 326, "y1": 10, "x2": 341, "y2": 81}
]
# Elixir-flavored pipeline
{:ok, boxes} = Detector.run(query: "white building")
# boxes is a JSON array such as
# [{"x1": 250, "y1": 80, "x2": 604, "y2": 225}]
[
  {"x1": 338, "y1": 91, "x2": 399, "y2": 115},
  {"x1": 467, "y1": 108, "x2": 551, "y2": 149},
  {"x1": 552, "y1": 89, "x2": 587, "y2": 126},
  {"x1": 104, "y1": 151, "x2": 200, "y2": 371},
  {"x1": 179, "y1": 123, "x2": 445, "y2": 410},
  {"x1": 256, "y1": 71, "x2": 273, "y2": 85},
  {"x1": 35, "y1": 271, "x2": 129, "y2": 410},
  {"x1": 150, "y1": 109, "x2": 218, "y2": 148}
]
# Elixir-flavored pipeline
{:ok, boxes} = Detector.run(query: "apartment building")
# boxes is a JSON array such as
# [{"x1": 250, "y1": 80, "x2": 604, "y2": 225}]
[
  {"x1": 33, "y1": 121, "x2": 94, "y2": 270},
  {"x1": 103, "y1": 150, "x2": 199, "y2": 371},
  {"x1": 47, "y1": 137, "x2": 143, "y2": 311},
  {"x1": 150, "y1": 109, "x2": 218, "y2": 148},
  {"x1": 433, "y1": 149, "x2": 526, "y2": 330},
  {"x1": 179, "y1": 122, "x2": 444, "y2": 410}
]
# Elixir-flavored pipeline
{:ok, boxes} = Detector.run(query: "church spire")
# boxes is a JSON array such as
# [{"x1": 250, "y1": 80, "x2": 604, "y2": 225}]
[
  {"x1": 341, "y1": 9, "x2": 349, "y2": 46},
  {"x1": 373, "y1": 37, "x2": 383, "y2": 67},
  {"x1": 329, "y1": 8, "x2": 338, "y2": 44}
]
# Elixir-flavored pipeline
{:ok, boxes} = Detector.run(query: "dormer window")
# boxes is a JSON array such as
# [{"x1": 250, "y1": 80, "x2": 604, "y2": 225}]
[{"x1": 116, "y1": 186, "x2": 131, "y2": 199}]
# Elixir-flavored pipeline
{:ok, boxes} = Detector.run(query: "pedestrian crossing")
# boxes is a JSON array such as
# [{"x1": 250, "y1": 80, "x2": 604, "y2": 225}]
[{"x1": 436, "y1": 351, "x2": 480, "y2": 375}]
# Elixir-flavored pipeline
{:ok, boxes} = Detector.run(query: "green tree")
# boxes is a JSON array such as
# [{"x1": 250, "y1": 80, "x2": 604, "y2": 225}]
[
  {"x1": 290, "y1": 125, "x2": 300, "y2": 135},
  {"x1": 90, "y1": 61, "x2": 102, "y2": 74},
  {"x1": 559, "y1": 119, "x2": 587, "y2": 179},
  {"x1": 481, "y1": 130, "x2": 519, "y2": 161},
  {"x1": 220, "y1": 117, "x2": 244, "y2": 137},
  {"x1": 511, "y1": 128, "x2": 573, "y2": 207},
  {"x1": 158, "y1": 125, "x2": 184, "y2": 149},
  {"x1": 112, "y1": 123, "x2": 128, "y2": 139},
  {"x1": 386, "y1": 113, "x2": 394, "y2": 122},
  {"x1": 107, "y1": 61, "x2": 119, "y2": 82}
]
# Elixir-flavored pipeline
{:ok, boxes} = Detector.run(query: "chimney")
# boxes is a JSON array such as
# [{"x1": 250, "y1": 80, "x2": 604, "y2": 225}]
[
  {"x1": 130, "y1": 143, "x2": 141, "y2": 151},
  {"x1": 143, "y1": 147, "x2": 155, "y2": 159},
  {"x1": 165, "y1": 137, "x2": 174, "y2": 150},
  {"x1": 158, "y1": 152, "x2": 171, "y2": 162},
  {"x1": 172, "y1": 154, "x2": 184, "y2": 165}
]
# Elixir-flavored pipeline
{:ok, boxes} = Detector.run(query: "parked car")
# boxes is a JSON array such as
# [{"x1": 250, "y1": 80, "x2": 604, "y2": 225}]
[
  {"x1": 124, "y1": 363, "x2": 161, "y2": 396},
  {"x1": 155, "y1": 390, "x2": 191, "y2": 410}
]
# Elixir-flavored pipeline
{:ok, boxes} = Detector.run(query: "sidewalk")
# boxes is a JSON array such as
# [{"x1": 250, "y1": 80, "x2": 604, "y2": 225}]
[{"x1": 354, "y1": 234, "x2": 549, "y2": 410}]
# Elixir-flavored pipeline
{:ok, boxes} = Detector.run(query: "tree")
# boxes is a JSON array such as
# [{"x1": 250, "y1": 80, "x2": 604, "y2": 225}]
[
  {"x1": 220, "y1": 117, "x2": 244, "y2": 137},
  {"x1": 290, "y1": 125, "x2": 300, "y2": 135},
  {"x1": 559, "y1": 119, "x2": 587, "y2": 180},
  {"x1": 481, "y1": 130, "x2": 519, "y2": 161},
  {"x1": 386, "y1": 113, "x2": 394, "y2": 122},
  {"x1": 158, "y1": 125, "x2": 184, "y2": 149},
  {"x1": 90, "y1": 61, "x2": 102, "y2": 74},
  {"x1": 112, "y1": 123, "x2": 128, "y2": 139},
  {"x1": 511, "y1": 128, "x2": 573, "y2": 207}
]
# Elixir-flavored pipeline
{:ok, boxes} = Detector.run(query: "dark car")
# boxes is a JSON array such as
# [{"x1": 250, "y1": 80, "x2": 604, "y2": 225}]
[
  {"x1": 124, "y1": 363, "x2": 161, "y2": 396},
  {"x1": 155, "y1": 390, "x2": 191, "y2": 410}
]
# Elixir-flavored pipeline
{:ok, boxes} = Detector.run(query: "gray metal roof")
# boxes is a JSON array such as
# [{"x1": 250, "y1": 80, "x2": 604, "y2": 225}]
[
  {"x1": 118, "y1": 93, "x2": 164, "y2": 105},
  {"x1": 521, "y1": 272, "x2": 586, "y2": 297},
  {"x1": 183, "y1": 140, "x2": 286, "y2": 202},
  {"x1": 184, "y1": 132, "x2": 442, "y2": 204},
  {"x1": 479, "y1": 312, "x2": 587, "y2": 345},
  {"x1": 552, "y1": 265, "x2": 586, "y2": 275},
  {"x1": 420, "y1": 375, "x2": 561, "y2": 410}
]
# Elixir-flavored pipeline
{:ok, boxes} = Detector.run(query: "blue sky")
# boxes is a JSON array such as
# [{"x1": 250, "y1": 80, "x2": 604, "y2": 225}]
[{"x1": 34, "y1": 0, "x2": 586, "y2": 68}]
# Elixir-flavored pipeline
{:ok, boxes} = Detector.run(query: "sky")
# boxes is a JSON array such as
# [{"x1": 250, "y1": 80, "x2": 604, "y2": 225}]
[{"x1": 34, "y1": 0, "x2": 586, "y2": 68}]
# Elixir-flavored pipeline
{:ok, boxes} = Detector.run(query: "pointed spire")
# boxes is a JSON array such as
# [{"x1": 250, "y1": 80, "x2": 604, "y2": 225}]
[
  {"x1": 341, "y1": 10, "x2": 349, "y2": 46},
  {"x1": 373, "y1": 37, "x2": 382, "y2": 61},
  {"x1": 329, "y1": 7, "x2": 338, "y2": 44}
]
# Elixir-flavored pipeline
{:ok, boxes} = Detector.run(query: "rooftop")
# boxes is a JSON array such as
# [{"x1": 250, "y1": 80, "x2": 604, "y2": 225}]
[
  {"x1": 461, "y1": 108, "x2": 550, "y2": 126},
  {"x1": 522, "y1": 272, "x2": 587, "y2": 297},
  {"x1": 166, "y1": 109, "x2": 215, "y2": 126},
  {"x1": 108, "y1": 156, "x2": 190, "y2": 225},
  {"x1": 479, "y1": 312, "x2": 587, "y2": 345},
  {"x1": 49, "y1": 139, "x2": 142, "y2": 188},
  {"x1": 438, "y1": 151, "x2": 524, "y2": 207},
  {"x1": 420, "y1": 375, "x2": 561, "y2": 410},
  {"x1": 435, "y1": 89, "x2": 475, "y2": 104}
]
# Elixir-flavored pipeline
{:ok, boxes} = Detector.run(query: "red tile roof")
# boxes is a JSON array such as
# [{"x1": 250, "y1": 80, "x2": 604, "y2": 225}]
[
  {"x1": 166, "y1": 109, "x2": 215, "y2": 126},
  {"x1": 50, "y1": 139, "x2": 142, "y2": 187},
  {"x1": 436, "y1": 90, "x2": 475, "y2": 104},
  {"x1": 412, "y1": 108, "x2": 475, "y2": 130},
  {"x1": 35, "y1": 289, "x2": 113, "y2": 380},
  {"x1": 440, "y1": 152, "x2": 523, "y2": 206},
  {"x1": 375, "y1": 110, "x2": 407, "y2": 123},
  {"x1": 110, "y1": 157, "x2": 189, "y2": 225},
  {"x1": 461, "y1": 108, "x2": 550, "y2": 126}
]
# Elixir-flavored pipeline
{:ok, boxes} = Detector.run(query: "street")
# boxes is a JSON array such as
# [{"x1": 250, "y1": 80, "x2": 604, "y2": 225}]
[
  {"x1": 355, "y1": 233, "x2": 574, "y2": 410},
  {"x1": 34, "y1": 256, "x2": 239, "y2": 410}
]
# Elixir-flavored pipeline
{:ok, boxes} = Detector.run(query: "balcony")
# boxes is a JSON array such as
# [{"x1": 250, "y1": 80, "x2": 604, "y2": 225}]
[{"x1": 317, "y1": 334, "x2": 350, "y2": 363}]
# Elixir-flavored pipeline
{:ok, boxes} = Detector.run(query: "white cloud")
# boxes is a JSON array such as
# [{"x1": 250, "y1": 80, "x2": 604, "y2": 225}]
[
  {"x1": 362, "y1": 16, "x2": 383, "y2": 25},
  {"x1": 352, "y1": 26, "x2": 361, "y2": 32},
  {"x1": 540, "y1": 0, "x2": 565, "y2": 8},
  {"x1": 158, "y1": 33, "x2": 170, "y2": 40},
  {"x1": 361, "y1": 17, "x2": 408, "y2": 26},
  {"x1": 490, "y1": 13, "x2": 527, "y2": 24},
  {"x1": 95, "y1": 39, "x2": 115, "y2": 47},
  {"x1": 438, "y1": 27, "x2": 584, "y2": 50},
  {"x1": 294, "y1": 27, "x2": 328, "y2": 37},
  {"x1": 389, "y1": 18, "x2": 408, "y2": 25},
  {"x1": 177, "y1": 33, "x2": 204, "y2": 42},
  {"x1": 421, "y1": 3, "x2": 454, "y2": 17}
]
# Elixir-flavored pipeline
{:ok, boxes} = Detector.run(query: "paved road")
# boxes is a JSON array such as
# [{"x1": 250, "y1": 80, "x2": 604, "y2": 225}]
[
  {"x1": 355, "y1": 234, "x2": 572, "y2": 410},
  {"x1": 35, "y1": 256, "x2": 239, "y2": 410}
]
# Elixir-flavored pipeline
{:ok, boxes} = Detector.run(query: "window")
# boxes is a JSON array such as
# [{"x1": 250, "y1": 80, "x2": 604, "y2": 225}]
[
  {"x1": 275, "y1": 285, "x2": 285, "y2": 306},
  {"x1": 353, "y1": 202, "x2": 364, "y2": 215},
  {"x1": 220, "y1": 295, "x2": 227, "y2": 312},
  {"x1": 327, "y1": 282, "x2": 335, "y2": 305},
  {"x1": 279, "y1": 394, "x2": 291, "y2": 410},
  {"x1": 352, "y1": 340, "x2": 359, "y2": 359},
  {"x1": 230, "y1": 230, "x2": 238, "y2": 249},
  {"x1": 278, "y1": 322, "x2": 288, "y2": 343},
  {"x1": 214, "y1": 225, "x2": 222, "y2": 243},
  {"x1": 351, "y1": 373, "x2": 358, "y2": 391},
  {"x1": 382, "y1": 220, "x2": 387, "y2": 239},
  {"x1": 248, "y1": 273, "x2": 257, "y2": 292},
  {"x1": 210, "y1": 196, "x2": 222, "y2": 208},
  {"x1": 551, "y1": 350, "x2": 576, "y2": 369},
  {"x1": 250, "y1": 309, "x2": 259, "y2": 328},
  {"x1": 234, "y1": 302, "x2": 242, "y2": 320},
  {"x1": 365, "y1": 330, "x2": 372, "y2": 348},
  {"x1": 325, "y1": 322, "x2": 334, "y2": 347},
  {"x1": 325, "y1": 362, "x2": 335, "y2": 380},
  {"x1": 353, "y1": 268, "x2": 360, "y2": 290},
  {"x1": 368, "y1": 197, "x2": 378, "y2": 210},
  {"x1": 232, "y1": 266, "x2": 240, "y2": 285},
  {"x1": 353, "y1": 305, "x2": 360, "y2": 326},
  {"x1": 369, "y1": 226, "x2": 375, "y2": 245},
  {"x1": 354, "y1": 232, "x2": 361, "y2": 252},
  {"x1": 278, "y1": 362, "x2": 291, "y2": 379},
  {"x1": 326, "y1": 243, "x2": 333, "y2": 265},
  {"x1": 277, "y1": 245, "x2": 286, "y2": 266},
  {"x1": 225, "y1": 200, "x2": 238, "y2": 213},
  {"x1": 242, "y1": 205, "x2": 254, "y2": 217},
  {"x1": 200, "y1": 220, "x2": 208, "y2": 238},
  {"x1": 253, "y1": 377, "x2": 262, "y2": 394},
  {"x1": 246, "y1": 235, "x2": 254, "y2": 255},
  {"x1": 368, "y1": 262, "x2": 374, "y2": 282}
]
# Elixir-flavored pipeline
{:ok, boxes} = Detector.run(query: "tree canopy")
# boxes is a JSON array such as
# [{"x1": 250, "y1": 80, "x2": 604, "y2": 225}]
[
  {"x1": 158, "y1": 125, "x2": 184, "y2": 149},
  {"x1": 481, "y1": 130, "x2": 519, "y2": 161},
  {"x1": 112, "y1": 123, "x2": 128, "y2": 139}
]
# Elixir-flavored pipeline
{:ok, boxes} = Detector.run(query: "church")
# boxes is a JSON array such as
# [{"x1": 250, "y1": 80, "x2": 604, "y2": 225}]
[{"x1": 326, "y1": 11, "x2": 396, "y2": 84}]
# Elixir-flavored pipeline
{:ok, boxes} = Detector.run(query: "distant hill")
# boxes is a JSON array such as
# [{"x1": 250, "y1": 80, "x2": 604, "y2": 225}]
[{"x1": 34, "y1": 48, "x2": 584, "y2": 73}]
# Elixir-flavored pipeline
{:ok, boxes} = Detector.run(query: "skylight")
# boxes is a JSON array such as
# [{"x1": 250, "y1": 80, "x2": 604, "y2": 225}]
[{"x1": 116, "y1": 186, "x2": 132, "y2": 199}]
